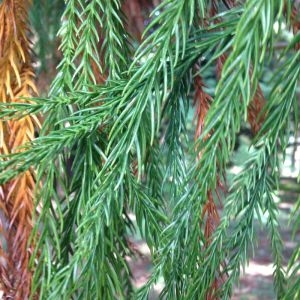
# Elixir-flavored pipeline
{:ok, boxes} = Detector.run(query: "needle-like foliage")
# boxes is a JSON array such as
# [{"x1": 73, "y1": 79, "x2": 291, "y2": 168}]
[
  {"x1": 0, "y1": 0, "x2": 38, "y2": 299},
  {"x1": 0, "y1": 0, "x2": 299, "y2": 299}
]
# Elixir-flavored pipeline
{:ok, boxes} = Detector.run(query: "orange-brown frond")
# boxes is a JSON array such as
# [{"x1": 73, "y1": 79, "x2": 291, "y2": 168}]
[
  {"x1": 193, "y1": 75, "x2": 212, "y2": 141},
  {"x1": 194, "y1": 73, "x2": 227, "y2": 300},
  {"x1": 247, "y1": 83, "x2": 265, "y2": 135},
  {"x1": 0, "y1": 0, "x2": 38, "y2": 299}
]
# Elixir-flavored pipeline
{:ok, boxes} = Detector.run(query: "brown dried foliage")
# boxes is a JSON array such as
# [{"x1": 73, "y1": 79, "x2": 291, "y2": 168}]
[
  {"x1": 0, "y1": 0, "x2": 38, "y2": 299},
  {"x1": 193, "y1": 75, "x2": 212, "y2": 142},
  {"x1": 193, "y1": 76, "x2": 222, "y2": 241},
  {"x1": 193, "y1": 75, "x2": 225, "y2": 299},
  {"x1": 247, "y1": 83, "x2": 265, "y2": 134},
  {"x1": 196, "y1": 3, "x2": 267, "y2": 288},
  {"x1": 199, "y1": 18, "x2": 267, "y2": 295}
]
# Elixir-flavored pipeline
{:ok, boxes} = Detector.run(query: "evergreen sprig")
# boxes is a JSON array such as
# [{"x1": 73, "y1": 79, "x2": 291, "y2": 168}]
[
  {"x1": 189, "y1": 43, "x2": 300, "y2": 299},
  {"x1": 0, "y1": 0, "x2": 299, "y2": 299},
  {"x1": 28, "y1": 1, "x2": 134, "y2": 298},
  {"x1": 134, "y1": 1, "x2": 287, "y2": 298}
]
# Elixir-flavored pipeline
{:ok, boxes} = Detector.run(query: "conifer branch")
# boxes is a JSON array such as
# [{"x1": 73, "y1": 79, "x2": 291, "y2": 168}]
[
  {"x1": 192, "y1": 46, "x2": 300, "y2": 299},
  {"x1": 0, "y1": 1, "x2": 299, "y2": 299},
  {"x1": 28, "y1": 1, "x2": 134, "y2": 298}
]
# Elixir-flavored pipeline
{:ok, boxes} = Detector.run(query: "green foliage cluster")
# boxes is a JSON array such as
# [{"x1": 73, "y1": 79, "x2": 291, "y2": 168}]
[{"x1": 0, "y1": 0, "x2": 299, "y2": 299}]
